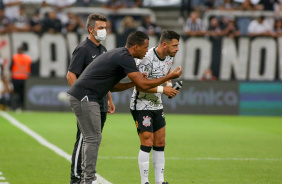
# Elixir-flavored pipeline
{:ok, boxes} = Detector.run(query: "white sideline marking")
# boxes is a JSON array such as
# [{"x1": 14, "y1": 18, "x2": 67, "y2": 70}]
[
  {"x1": 98, "y1": 156, "x2": 282, "y2": 162},
  {"x1": 0, "y1": 171, "x2": 9, "y2": 184},
  {"x1": 0, "y1": 112, "x2": 112, "y2": 184}
]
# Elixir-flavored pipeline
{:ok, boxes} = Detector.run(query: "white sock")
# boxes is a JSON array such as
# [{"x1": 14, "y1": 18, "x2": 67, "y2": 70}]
[
  {"x1": 152, "y1": 149, "x2": 165, "y2": 184},
  {"x1": 138, "y1": 149, "x2": 150, "y2": 184}
]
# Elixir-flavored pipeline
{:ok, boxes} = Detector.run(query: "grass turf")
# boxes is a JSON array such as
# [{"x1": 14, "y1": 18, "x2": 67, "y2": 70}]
[{"x1": 0, "y1": 112, "x2": 282, "y2": 184}]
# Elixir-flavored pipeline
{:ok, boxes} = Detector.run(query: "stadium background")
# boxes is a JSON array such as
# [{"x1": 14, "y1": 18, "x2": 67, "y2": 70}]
[
  {"x1": 1, "y1": 0, "x2": 282, "y2": 115},
  {"x1": 0, "y1": 0, "x2": 282, "y2": 184}
]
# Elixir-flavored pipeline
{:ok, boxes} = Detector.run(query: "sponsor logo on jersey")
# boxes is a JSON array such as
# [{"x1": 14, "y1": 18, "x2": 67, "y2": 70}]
[
  {"x1": 166, "y1": 61, "x2": 172, "y2": 65},
  {"x1": 142, "y1": 116, "x2": 151, "y2": 127}
]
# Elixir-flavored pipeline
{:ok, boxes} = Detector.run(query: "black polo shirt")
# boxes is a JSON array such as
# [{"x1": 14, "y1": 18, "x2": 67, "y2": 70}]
[
  {"x1": 68, "y1": 47, "x2": 139, "y2": 102},
  {"x1": 68, "y1": 37, "x2": 108, "y2": 112}
]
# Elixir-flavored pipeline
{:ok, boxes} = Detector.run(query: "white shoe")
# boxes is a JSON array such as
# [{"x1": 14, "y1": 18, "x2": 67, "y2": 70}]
[{"x1": 91, "y1": 180, "x2": 98, "y2": 184}]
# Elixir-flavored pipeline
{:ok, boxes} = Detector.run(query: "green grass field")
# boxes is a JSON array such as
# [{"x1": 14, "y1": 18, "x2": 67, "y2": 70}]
[{"x1": 0, "y1": 111, "x2": 282, "y2": 184}]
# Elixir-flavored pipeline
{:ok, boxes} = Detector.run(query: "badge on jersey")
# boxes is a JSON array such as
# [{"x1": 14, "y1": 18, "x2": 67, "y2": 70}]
[{"x1": 142, "y1": 116, "x2": 151, "y2": 127}]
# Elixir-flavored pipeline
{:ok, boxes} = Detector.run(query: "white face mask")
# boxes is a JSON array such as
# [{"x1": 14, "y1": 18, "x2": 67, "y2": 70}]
[{"x1": 92, "y1": 29, "x2": 107, "y2": 42}]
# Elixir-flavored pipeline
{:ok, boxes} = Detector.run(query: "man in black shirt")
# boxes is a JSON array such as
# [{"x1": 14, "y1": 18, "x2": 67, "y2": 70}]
[
  {"x1": 256, "y1": 0, "x2": 278, "y2": 11},
  {"x1": 67, "y1": 31, "x2": 182, "y2": 184},
  {"x1": 66, "y1": 13, "x2": 115, "y2": 184},
  {"x1": 42, "y1": 11, "x2": 62, "y2": 33}
]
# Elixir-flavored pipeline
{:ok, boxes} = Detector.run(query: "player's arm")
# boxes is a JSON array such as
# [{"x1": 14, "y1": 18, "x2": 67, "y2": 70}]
[
  {"x1": 137, "y1": 86, "x2": 179, "y2": 98},
  {"x1": 66, "y1": 71, "x2": 77, "y2": 87},
  {"x1": 107, "y1": 91, "x2": 115, "y2": 114},
  {"x1": 136, "y1": 70, "x2": 178, "y2": 97},
  {"x1": 164, "y1": 69, "x2": 172, "y2": 87},
  {"x1": 111, "y1": 82, "x2": 135, "y2": 92},
  {"x1": 127, "y1": 67, "x2": 182, "y2": 90}
]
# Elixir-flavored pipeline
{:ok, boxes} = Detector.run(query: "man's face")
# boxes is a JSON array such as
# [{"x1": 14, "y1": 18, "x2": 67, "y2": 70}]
[
  {"x1": 211, "y1": 18, "x2": 218, "y2": 27},
  {"x1": 19, "y1": 8, "x2": 25, "y2": 16},
  {"x1": 135, "y1": 39, "x2": 149, "y2": 59},
  {"x1": 190, "y1": 12, "x2": 198, "y2": 22},
  {"x1": 92, "y1": 20, "x2": 107, "y2": 35},
  {"x1": 165, "y1": 39, "x2": 179, "y2": 57},
  {"x1": 258, "y1": 18, "x2": 264, "y2": 24},
  {"x1": 48, "y1": 11, "x2": 56, "y2": 19}
]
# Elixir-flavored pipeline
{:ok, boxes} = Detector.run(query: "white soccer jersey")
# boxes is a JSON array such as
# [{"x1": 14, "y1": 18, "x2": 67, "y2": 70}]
[{"x1": 130, "y1": 47, "x2": 174, "y2": 110}]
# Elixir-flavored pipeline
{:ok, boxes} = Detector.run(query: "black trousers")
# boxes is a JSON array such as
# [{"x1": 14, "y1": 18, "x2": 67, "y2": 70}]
[
  {"x1": 11, "y1": 79, "x2": 25, "y2": 109},
  {"x1": 70, "y1": 111, "x2": 107, "y2": 183}
]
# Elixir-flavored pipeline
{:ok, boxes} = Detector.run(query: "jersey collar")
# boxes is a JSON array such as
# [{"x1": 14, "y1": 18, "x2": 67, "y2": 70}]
[
  {"x1": 153, "y1": 47, "x2": 166, "y2": 61},
  {"x1": 86, "y1": 37, "x2": 101, "y2": 49}
]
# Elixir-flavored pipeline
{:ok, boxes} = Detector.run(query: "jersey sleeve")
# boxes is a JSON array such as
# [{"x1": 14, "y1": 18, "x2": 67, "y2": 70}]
[
  {"x1": 119, "y1": 56, "x2": 139, "y2": 74},
  {"x1": 137, "y1": 56, "x2": 152, "y2": 76},
  {"x1": 68, "y1": 47, "x2": 87, "y2": 75}
]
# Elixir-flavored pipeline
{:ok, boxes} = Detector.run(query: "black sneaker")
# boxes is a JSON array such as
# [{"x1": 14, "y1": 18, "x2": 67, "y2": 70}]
[
  {"x1": 70, "y1": 181, "x2": 80, "y2": 184},
  {"x1": 162, "y1": 182, "x2": 169, "y2": 184},
  {"x1": 145, "y1": 182, "x2": 150, "y2": 184}
]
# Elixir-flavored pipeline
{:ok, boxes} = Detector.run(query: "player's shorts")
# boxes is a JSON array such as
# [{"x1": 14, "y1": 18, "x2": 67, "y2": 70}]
[{"x1": 130, "y1": 109, "x2": 166, "y2": 133}]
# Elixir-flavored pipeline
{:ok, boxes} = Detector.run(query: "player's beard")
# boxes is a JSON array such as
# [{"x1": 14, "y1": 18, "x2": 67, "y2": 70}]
[{"x1": 169, "y1": 51, "x2": 177, "y2": 57}]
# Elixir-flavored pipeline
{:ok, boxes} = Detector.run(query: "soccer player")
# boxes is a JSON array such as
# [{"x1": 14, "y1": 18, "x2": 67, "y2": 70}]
[
  {"x1": 67, "y1": 31, "x2": 182, "y2": 184},
  {"x1": 66, "y1": 13, "x2": 115, "y2": 184},
  {"x1": 130, "y1": 30, "x2": 181, "y2": 184}
]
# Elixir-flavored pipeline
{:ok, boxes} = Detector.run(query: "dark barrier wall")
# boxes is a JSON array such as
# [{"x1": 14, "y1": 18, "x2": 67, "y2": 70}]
[
  {"x1": 111, "y1": 81, "x2": 239, "y2": 115},
  {"x1": 25, "y1": 77, "x2": 70, "y2": 111},
  {"x1": 240, "y1": 82, "x2": 282, "y2": 116},
  {"x1": 25, "y1": 78, "x2": 282, "y2": 116},
  {"x1": 25, "y1": 78, "x2": 239, "y2": 115}
]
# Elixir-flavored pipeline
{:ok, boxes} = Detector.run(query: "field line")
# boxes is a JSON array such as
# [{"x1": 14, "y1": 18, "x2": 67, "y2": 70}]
[
  {"x1": 0, "y1": 111, "x2": 112, "y2": 184},
  {"x1": 98, "y1": 156, "x2": 282, "y2": 162}
]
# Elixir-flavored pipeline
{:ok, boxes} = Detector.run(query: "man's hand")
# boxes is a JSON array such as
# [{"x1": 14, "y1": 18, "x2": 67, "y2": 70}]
[
  {"x1": 108, "y1": 100, "x2": 115, "y2": 114},
  {"x1": 163, "y1": 86, "x2": 179, "y2": 98},
  {"x1": 141, "y1": 72, "x2": 148, "y2": 79},
  {"x1": 168, "y1": 67, "x2": 182, "y2": 79}
]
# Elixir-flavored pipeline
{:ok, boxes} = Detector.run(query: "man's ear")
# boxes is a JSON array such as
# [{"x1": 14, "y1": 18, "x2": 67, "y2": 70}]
[
  {"x1": 133, "y1": 44, "x2": 138, "y2": 51},
  {"x1": 88, "y1": 26, "x2": 93, "y2": 33},
  {"x1": 162, "y1": 42, "x2": 167, "y2": 48}
]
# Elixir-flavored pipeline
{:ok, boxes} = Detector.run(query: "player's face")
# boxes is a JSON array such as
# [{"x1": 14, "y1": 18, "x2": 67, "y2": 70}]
[
  {"x1": 136, "y1": 39, "x2": 149, "y2": 59},
  {"x1": 166, "y1": 39, "x2": 179, "y2": 57}
]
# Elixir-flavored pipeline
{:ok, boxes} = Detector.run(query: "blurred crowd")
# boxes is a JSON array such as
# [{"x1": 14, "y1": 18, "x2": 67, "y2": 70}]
[
  {"x1": 182, "y1": 0, "x2": 282, "y2": 38},
  {"x1": 0, "y1": 0, "x2": 84, "y2": 35},
  {"x1": 1, "y1": 0, "x2": 281, "y2": 38},
  {"x1": 0, "y1": 0, "x2": 160, "y2": 37}
]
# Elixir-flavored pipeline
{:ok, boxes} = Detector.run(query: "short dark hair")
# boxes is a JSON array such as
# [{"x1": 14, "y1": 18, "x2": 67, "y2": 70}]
[
  {"x1": 259, "y1": 16, "x2": 265, "y2": 20},
  {"x1": 17, "y1": 46, "x2": 24, "y2": 54},
  {"x1": 160, "y1": 30, "x2": 180, "y2": 44},
  {"x1": 86, "y1": 13, "x2": 107, "y2": 33},
  {"x1": 126, "y1": 31, "x2": 149, "y2": 48}
]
